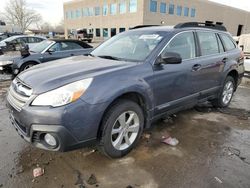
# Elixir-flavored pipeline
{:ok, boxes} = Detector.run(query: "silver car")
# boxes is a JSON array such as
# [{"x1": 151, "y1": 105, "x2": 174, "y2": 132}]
[{"x1": 0, "y1": 35, "x2": 46, "y2": 49}]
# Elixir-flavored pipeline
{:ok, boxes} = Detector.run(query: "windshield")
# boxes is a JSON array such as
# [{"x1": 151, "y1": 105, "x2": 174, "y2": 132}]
[
  {"x1": 30, "y1": 40, "x2": 54, "y2": 53},
  {"x1": 91, "y1": 31, "x2": 164, "y2": 61}
]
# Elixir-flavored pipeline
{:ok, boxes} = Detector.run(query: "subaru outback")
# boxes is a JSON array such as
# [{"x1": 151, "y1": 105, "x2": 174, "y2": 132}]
[{"x1": 6, "y1": 22, "x2": 245, "y2": 158}]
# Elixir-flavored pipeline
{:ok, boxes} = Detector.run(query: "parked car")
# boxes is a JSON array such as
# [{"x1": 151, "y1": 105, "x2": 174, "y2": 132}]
[
  {"x1": 244, "y1": 58, "x2": 250, "y2": 77},
  {"x1": 6, "y1": 22, "x2": 244, "y2": 158},
  {"x1": 0, "y1": 32, "x2": 23, "y2": 42},
  {"x1": 0, "y1": 39, "x2": 93, "y2": 74},
  {"x1": 76, "y1": 28, "x2": 93, "y2": 43},
  {"x1": 0, "y1": 35, "x2": 46, "y2": 52}
]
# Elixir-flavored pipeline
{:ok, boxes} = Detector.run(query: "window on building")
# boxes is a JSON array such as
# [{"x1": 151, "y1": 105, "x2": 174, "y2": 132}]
[
  {"x1": 119, "y1": 28, "x2": 126, "y2": 32},
  {"x1": 163, "y1": 32, "x2": 196, "y2": 60},
  {"x1": 89, "y1": 7, "x2": 94, "y2": 16},
  {"x1": 176, "y1": 6, "x2": 182, "y2": 16},
  {"x1": 95, "y1": 7, "x2": 100, "y2": 16},
  {"x1": 110, "y1": 4, "x2": 117, "y2": 15},
  {"x1": 169, "y1": 4, "x2": 175, "y2": 15},
  {"x1": 220, "y1": 34, "x2": 236, "y2": 51},
  {"x1": 160, "y1": 3, "x2": 167, "y2": 13},
  {"x1": 103, "y1": 5, "x2": 108, "y2": 16},
  {"x1": 95, "y1": 28, "x2": 101, "y2": 37},
  {"x1": 129, "y1": 0, "x2": 137, "y2": 13},
  {"x1": 75, "y1": 9, "x2": 80, "y2": 18},
  {"x1": 197, "y1": 32, "x2": 219, "y2": 56},
  {"x1": 191, "y1": 8, "x2": 196, "y2": 17},
  {"x1": 184, "y1": 7, "x2": 189, "y2": 17},
  {"x1": 70, "y1": 11, "x2": 74, "y2": 19},
  {"x1": 119, "y1": 2, "x2": 126, "y2": 14},
  {"x1": 82, "y1": 8, "x2": 89, "y2": 16},
  {"x1": 103, "y1": 28, "x2": 108, "y2": 37},
  {"x1": 111, "y1": 28, "x2": 116, "y2": 37},
  {"x1": 150, "y1": 0, "x2": 157, "y2": 12},
  {"x1": 66, "y1": 12, "x2": 69, "y2": 19}
]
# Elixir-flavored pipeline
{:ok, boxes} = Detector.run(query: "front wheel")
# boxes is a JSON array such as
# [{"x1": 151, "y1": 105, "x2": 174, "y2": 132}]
[
  {"x1": 98, "y1": 99, "x2": 144, "y2": 158},
  {"x1": 20, "y1": 62, "x2": 36, "y2": 72},
  {"x1": 212, "y1": 76, "x2": 235, "y2": 108}
]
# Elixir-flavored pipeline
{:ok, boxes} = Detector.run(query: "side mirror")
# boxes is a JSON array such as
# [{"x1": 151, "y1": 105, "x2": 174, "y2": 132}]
[
  {"x1": 47, "y1": 48, "x2": 55, "y2": 54},
  {"x1": 156, "y1": 52, "x2": 182, "y2": 65}
]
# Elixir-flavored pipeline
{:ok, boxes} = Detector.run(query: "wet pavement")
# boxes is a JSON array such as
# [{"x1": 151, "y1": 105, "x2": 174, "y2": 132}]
[{"x1": 0, "y1": 78, "x2": 249, "y2": 188}]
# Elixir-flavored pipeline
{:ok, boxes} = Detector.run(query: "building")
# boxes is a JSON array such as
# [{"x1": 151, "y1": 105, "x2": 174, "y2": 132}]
[{"x1": 63, "y1": 0, "x2": 250, "y2": 40}]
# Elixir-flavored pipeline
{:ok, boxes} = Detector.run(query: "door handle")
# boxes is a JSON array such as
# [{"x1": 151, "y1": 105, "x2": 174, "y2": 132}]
[
  {"x1": 192, "y1": 64, "x2": 201, "y2": 71},
  {"x1": 70, "y1": 54, "x2": 74, "y2": 56},
  {"x1": 222, "y1": 58, "x2": 228, "y2": 63}
]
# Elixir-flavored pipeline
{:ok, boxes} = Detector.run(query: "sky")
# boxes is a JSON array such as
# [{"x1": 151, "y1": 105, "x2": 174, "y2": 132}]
[{"x1": 0, "y1": 0, "x2": 250, "y2": 26}]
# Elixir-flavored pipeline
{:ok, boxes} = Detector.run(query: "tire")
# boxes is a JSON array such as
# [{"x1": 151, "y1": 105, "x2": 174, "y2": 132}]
[
  {"x1": 212, "y1": 76, "x2": 235, "y2": 108},
  {"x1": 20, "y1": 62, "x2": 37, "y2": 72},
  {"x1": 98, "y1": 99, "x2": 144, "y2": 158}
]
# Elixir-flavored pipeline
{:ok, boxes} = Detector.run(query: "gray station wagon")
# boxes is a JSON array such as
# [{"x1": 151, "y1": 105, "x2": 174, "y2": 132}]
[{"x1": 6, "y1": 22, "x2": 245, "y2": 158}]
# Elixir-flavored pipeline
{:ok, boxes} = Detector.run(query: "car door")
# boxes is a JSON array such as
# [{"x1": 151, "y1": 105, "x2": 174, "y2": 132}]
[
  {"x1": 152, "y1": 31, "x2": 199, "y2": 115},
  {"x1": 191, "y1": 31, "x2": 225, "y2": 96},
  {"x1": 40, "y1": 42, "x2": 65, "y2": 62}
]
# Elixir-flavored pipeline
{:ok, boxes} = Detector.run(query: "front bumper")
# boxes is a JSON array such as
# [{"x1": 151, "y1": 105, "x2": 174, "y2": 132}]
[{"x1": 6, "y1": 98, "x2": 107, "y2": 151}]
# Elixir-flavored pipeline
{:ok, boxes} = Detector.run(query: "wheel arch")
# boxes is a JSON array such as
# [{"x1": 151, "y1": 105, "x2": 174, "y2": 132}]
[
  {"x1": 226, "y1": 69, "x2": 239, "y2": 90},
  {"x1": 97, "y1": 91, "x2": 152, "y2": 139}
]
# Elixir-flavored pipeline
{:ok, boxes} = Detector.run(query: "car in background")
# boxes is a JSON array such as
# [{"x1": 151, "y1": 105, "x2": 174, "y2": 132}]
[
  {"x1": 0, "y1": 39, "x2": 93, "y2": 74},
  {"x1": 0, "y1": 35, "x2": 46, "y2": 51},
  {"x1": 245, "y1": 58, "x2": 250, "y2": 77},
  {"x1": 76, "y1": 28, "x2": 93, "y2": 43}
]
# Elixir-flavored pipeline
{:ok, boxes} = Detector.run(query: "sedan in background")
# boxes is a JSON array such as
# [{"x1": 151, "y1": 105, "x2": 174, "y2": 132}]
[
  {"x1": 0, "y1": 39, "x2": 93, "y2": 74},
  {"x1": 0, "y1": 35, "x2": 46, "y2": 51}
]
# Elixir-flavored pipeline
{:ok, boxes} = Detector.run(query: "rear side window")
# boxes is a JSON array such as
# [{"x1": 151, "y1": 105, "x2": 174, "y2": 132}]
[
  {"x1": 220, "y1": 34, "x2": 236, "y2": 51},
  {"x1": 35, "y1": 37, "x2": 44, "y2": 42},
  {"x1": 163, "y1": 32, "x2": 196, "y2": 60},
  {"x1": 217, "y1": 35, "x2": 224, "y2": 53},
  {"x1": 197, "y1": 32, "x2": 219, "y2": 56}
]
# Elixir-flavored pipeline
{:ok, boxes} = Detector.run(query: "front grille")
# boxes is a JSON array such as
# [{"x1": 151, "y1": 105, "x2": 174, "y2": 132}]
[{"x1": 7, "y1": 79, "x2": 32, "y2": 111}]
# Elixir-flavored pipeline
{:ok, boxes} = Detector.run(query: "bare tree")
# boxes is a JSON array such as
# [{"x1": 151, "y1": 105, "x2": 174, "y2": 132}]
[{"x1": 4, "y1": 0, "x2": 42, "y2": 32}]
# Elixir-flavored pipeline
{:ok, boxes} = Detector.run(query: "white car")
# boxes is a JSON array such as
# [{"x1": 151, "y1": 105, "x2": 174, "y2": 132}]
[
  {"x1": 0, "y1": 35, "x2": 46, "y2": 49},
  {"x1": 245, "y1": 58, "x2": 250, "y2": 77}
]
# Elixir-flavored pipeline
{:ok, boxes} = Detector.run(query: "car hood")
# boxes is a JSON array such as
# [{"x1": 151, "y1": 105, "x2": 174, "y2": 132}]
[
  {"x1": 0, "y1": 51, "x2": 21, "y2": 61},
  {"x1": 18, "y1": 55, "x2": 137, "y2": 94}
]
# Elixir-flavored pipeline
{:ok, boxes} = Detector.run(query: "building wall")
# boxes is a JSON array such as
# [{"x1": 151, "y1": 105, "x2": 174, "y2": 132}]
[
  {"x1": 63, "y1": 0, "x2": 144, "y2": 39},
  {"x1": 64, "y1": 0, "x2": 250, "y2": 39},
  {"x1": 143, "y1": 0, "x2": 250, "y2": 35}
]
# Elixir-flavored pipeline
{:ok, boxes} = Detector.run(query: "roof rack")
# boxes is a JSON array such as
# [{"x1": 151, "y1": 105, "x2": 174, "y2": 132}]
[
  {"x1": 130, "y1": 25, "x2": 160, "y2": 30},
  {"x1": 174, "y1": 22, "x2": 227, "y2": 31}
]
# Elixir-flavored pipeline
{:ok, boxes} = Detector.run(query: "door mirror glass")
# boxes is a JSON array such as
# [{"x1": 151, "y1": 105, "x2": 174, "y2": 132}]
[{"x1": 156, "y1": 52, "x2": 182, "y2": 65}]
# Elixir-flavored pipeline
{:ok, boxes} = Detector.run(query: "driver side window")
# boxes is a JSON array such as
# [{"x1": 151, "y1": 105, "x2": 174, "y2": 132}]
[{"x1": 162, "y1": 32, "x2": 196, "y2": 60}]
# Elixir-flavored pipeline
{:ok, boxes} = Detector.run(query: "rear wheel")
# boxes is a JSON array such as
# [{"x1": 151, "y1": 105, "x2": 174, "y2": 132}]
[
  {"x1": 212, "y1": 76, "x2": 235, "y2": 108},
  {"x1": 98, "y1": 99, "x2": 144, "y2": 158}
]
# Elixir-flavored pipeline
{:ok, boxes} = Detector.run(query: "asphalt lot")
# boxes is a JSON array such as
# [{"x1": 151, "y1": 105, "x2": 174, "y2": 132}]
[{"x1": 0, "y1": 76, "x2": 249, "y2": 188}]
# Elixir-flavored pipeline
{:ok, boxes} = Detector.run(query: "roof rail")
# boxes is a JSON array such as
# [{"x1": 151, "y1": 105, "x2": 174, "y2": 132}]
[
  {"x1": 174, "y1": 22, "x2": 227, "y2": 31},
  {"x1": 130, "y1": 25, "x2": 160, "y2": 30}
]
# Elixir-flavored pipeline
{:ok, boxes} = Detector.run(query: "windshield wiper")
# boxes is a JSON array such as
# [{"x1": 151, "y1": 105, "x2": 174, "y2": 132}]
[{"x1": 97, "y1": 55, "x2": 122, "y2": 61}]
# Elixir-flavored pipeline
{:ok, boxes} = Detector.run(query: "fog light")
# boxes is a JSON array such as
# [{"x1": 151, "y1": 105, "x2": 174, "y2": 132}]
[{"x1": 44, "y1": 133, "x2": 57, "y2": 147}]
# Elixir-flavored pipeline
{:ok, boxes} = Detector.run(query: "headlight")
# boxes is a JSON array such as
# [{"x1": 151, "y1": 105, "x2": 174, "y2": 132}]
[
  {"x1": 32, "y1": 78, "x2": 93, "y2": 107},
  {"x1": 0, "y1": 60, "x2": 13, "y2": 66}
]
